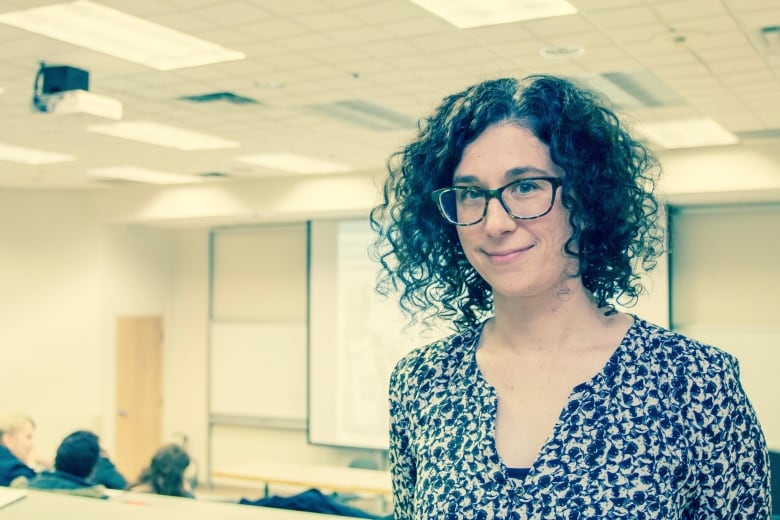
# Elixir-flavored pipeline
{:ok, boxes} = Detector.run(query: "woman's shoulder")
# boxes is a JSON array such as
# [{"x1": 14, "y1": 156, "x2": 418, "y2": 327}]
[
  {"x1": 630, "y1": 317, "x2": 739, "y2": 378},
  {"x1": 390, "y1": 325, "x2": 479, "y2": 383}
]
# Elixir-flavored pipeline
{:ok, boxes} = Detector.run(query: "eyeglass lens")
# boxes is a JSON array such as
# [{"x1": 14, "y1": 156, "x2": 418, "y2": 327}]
[{"x1": 436, "y1": 178, "x2": 557, "y2": 225}]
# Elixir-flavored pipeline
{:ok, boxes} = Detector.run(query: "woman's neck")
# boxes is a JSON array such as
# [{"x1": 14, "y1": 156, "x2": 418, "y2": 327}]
[{"x1": 488, "y1": 285, "x2": 628, "y2": 354}]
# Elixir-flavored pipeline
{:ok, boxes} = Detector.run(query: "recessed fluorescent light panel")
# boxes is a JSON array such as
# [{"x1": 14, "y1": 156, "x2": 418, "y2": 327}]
[
  {"x1": 0, "y1": 1, "x2": 245, "y2": 70},
  {"x1": 635, "y1": 118, "x2": 739, "y2": 149},
  {"x1": 87, "y1": 121, "x2": 239, "y2": 151},
  {"x1": 88, "y1": 166, "x2": 204, "y2": 184},
  {"x1": 236, "y1": 153, "x2": 353, "y2": 174},
  {"x1": 0, "y1": 143, "x2": 75, "y2": 164},
  {"x1": 408, "y1": 0, "x2": 577, "y2": 28}
]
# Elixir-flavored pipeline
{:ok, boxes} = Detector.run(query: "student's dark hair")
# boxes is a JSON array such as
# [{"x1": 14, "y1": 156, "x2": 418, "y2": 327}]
[
  {"x1": 144, "y1": 444, "x2": 191, "y2": 497},
  {"x1": 54, "y1": 430, "x2": 100, "y2": 479},
  {"x1": 370, "y1": 74, "x2": 664, "y2": 331}
]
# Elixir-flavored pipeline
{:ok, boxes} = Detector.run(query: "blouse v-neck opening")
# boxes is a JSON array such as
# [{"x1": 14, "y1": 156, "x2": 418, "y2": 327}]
[{"x1": 468, "y1": 315, "x2": 640, "y2": 477}]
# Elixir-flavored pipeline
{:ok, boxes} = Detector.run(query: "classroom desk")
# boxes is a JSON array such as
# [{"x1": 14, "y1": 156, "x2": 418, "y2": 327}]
[
  {"x1": 0, "y1": 488, "x2": 352, "y2": 520},
  {"x1": 212, "y1": 460, "x2": 392, "y2": 497}
]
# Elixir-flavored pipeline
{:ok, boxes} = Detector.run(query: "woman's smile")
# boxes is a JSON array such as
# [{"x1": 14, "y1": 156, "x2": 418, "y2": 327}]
[{"x1": 483, "y1": 244, "x2": 534, "y2": 264}]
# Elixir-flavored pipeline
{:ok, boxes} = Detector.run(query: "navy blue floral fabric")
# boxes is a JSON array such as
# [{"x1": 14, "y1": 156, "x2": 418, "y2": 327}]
[{"x1": 389, "y1": 317, "x2": 770, "y2": 519}]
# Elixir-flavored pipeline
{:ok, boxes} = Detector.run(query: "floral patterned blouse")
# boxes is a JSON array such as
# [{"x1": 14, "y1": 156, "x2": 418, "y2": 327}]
[{"x1": 389, "y1": 317, "x2": 770, "y2": 519}]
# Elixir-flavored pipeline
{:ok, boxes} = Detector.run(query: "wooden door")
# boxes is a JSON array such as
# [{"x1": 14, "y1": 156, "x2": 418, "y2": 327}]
[{"x1": 115, "y1": 316, "x2": 163, "y2": 483}]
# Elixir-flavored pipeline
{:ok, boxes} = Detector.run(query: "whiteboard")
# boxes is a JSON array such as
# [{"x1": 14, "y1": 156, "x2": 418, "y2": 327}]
[
  {"x1": 210, "y1": 321, "x2": 307, "y2": 421},
  {"x1": 308, "y1": 219, "x2": 450, "y2": 450}
]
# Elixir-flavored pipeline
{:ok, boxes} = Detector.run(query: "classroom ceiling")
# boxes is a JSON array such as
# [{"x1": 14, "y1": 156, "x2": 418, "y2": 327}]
[{"x1": 0, "y1": 0, "x2": 778, "y2": 190}]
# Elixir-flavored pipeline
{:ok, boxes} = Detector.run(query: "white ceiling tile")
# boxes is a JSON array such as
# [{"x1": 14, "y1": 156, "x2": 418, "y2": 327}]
[
  {"x1": 436, "y1": 45, "x2": 501, "y2": 66},
  {"x1": 147, "y1": 11, "x2": 220, "y2": 32},
  {"x1": 327, "y1": 26, "x2": 395, "y2": 45},
  {"x1": 382, "y1": 16, "x2": 454, "y2": 38},
  {"x1": 707, "y1": 56, "x2": 768, "y2": 75},
  {"x1": 673, "y1": 15, "x2": 741, "y2": 34},
  {"x1": 346, "y1": 1, "x2": 429, "y2": 24},
  {"x1": 464, "y1": 22, "x2": 536, "y2": 44},
  {"x1": 632, "y1": 50, "x2": 702, "y2": 67},
  {"x1": 294, "y1": 65, "x2": 354, "y2": 81},
  {"x1": 572, "y1": 0, "x2": 643, "y2": 10},
  {"x1": 249, "y1": 0, "x2": 332, "y2": 16},
  {"x1": 586, "y1": 6, "x2": 661, "y2": 29},
  {"x1": 651, "y1": 0, "x2": 728, "y2": 22},
  {"x1": 523, "y1": 14, "x2": 598, "y2": 37},
  {"x1": 560, "y1": 30, "x2": 613, "y2": 47},
  {"x1": 193, "y1": 2, "x2": 272, "y2": 26},
  {"x1": 293, "y1": 11, "x2": 364, "y2": 31},
  {"x1": 261, "y1": 52, "x2": 322, "y2": 69},
  {"x1": 306, "y1": 45, "x2": 369, "y2": 64},
  {"x1": 409, "y1": 31, "x2": 475, "y2": 53},
  {"x1": 724, "y1": 0, "x2": 780, "y2": 11},
  {"x1": 359, "y1": 39, "x2": 421, "y2": 58},
  {"x1": 651, "y1": 61, "x2": 713, "y2": 78},
  {"x1": 732, "y1": 8, "x2": 780, "y2": 27},
  {"x1": 604, "y1": 24, "x2": 670, "y2": 44},
  {"x1": 692, "y1": 43, "x2": 759, "y2": 61},
  {"x1": 577, "y1": 55, "x2": 643, "y2": 73},
  {"x1": 728, "y1": 79, "x2": 780, "y2": 94},
  {"x1": 236, "y1": 17, "x2": 309, "y2": 40},
  {"x1": 386, "y1": 54, "x2": 446, "y2": 71},
  {"x1": 275, "y1": 32, "x2": 339, "y2": 51},
  {"x1": 756, "y1": 110, "x2": 780, "y2": 127}
]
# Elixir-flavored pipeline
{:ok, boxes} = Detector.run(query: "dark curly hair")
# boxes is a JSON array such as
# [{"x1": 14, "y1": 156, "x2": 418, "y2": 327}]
[
  {"x1": 370, "y1": 74, "x2": 664, "y2": 332},
  {"x1": 135, "y1": 444, "x2": 192, "y2": 497},
  {"x1": 54, "y1": 430, "x2": 100, "y2": 479}
]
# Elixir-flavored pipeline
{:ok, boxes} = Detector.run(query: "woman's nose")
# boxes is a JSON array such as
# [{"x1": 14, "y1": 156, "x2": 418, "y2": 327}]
[{"x1": 482, "y1": 197, "x2": 516, "y2": 235}]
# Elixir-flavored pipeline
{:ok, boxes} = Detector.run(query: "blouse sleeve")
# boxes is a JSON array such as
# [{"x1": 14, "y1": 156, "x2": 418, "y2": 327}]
[
  {"x1": 389, "y1": 358, "x2": 417, "y2": 520},
  {"x1": 691, "y1": 355, "x2": 770, "y2": 518}
]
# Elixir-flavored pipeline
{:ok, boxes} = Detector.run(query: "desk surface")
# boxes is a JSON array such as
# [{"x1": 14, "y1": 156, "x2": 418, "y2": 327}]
[
  {"x1": 213, "y1": 460, "x2": 392, "y2": 496},
  {"x1": 0, "y1": 488, "x2": 351, "y2": 519}
]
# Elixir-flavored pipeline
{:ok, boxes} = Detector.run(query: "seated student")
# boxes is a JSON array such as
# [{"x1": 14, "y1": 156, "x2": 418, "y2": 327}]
[
  {"x1": 0, "y1": 413, "x2": 37, "y2": 487},
  {"x1": 92, "y1": 449, "x2": 128, "y2": 490},
  {"x1": 27, "y1": 430, "x2": 106, "y2": 498},
  {"x1": 130, "y1": 444, "x2": 195, "y2": 498}
]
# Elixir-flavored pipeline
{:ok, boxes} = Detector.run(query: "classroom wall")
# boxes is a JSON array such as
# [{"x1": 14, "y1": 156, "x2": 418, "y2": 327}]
[
  {"x1": 0, "y1": 188, "x2": 382, "y2": 481},
  {"x1": 0, "y1": 190, "x2": 104, "y2": 458},
  {"x1": 0, "y1": 190, "x2": 197, "y2": 466},
  {"x1": 670, "y1": 205, "x2": 780, "y2": 449}
]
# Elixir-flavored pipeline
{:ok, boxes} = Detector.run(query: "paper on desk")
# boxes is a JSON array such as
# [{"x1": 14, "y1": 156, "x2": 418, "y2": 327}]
[{"x1": 0, "y1": 488, "x2": 27, "y2": 509}]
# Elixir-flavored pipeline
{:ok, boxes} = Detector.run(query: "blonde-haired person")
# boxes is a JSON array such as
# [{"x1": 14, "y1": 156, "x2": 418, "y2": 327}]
[{"x1": 0, "y1": 413, "x2": 37, "y2": 487}]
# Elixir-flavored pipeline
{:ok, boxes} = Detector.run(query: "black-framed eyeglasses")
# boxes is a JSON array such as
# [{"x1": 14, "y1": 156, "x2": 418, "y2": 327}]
[{"x1": 431, "y1": 177, "x2": 564, "y2": 226}]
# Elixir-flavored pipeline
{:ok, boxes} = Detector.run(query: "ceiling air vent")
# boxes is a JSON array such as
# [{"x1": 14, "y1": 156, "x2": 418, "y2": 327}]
[
  {"x1": 179, "y1": 91, "x2": 259, "y2": 105},
  {"x1": 308, "y1": 100, "x2": 416, "y2": 131},
  {"x1": 735, "y1": 128, "x2": 780, "y2": 143},
  {"x1": 198, "y1": 171, "x2": 231, "y2": 179},
  {"x1": 569, "y1": 69, "x2": 684, "y2": 109},
  {"x1": 760, "y1": 25, "x2": 780, "y2": 52}
]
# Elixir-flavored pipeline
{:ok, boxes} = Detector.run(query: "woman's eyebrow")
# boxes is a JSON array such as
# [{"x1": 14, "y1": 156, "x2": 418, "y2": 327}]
[
  {"x1": 452, "y1": 166, "x2": 550, "y2": 185},
  {"x1": 506, "y1": 166, "x2": 550, "y2": 179}
]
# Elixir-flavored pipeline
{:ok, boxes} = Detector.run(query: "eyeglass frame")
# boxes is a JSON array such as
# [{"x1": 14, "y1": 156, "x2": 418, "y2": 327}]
[{"x1": 431, "y1": 176, "x2": 564, "y2": 226}]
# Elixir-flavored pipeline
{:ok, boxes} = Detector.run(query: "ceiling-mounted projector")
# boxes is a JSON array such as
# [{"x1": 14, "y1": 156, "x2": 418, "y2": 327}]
[{"x1": 32, "y1": 63, "x2": 122, "y2": 120}]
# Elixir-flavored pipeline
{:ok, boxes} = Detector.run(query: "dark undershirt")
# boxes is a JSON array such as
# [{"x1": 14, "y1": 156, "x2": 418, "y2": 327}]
[{"x1": 506, "y1": 467, "x2": 530, "y2": 480}]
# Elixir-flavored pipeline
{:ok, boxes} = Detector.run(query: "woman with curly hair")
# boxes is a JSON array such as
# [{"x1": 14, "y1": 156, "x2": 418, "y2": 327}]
[{"x1": 371, "y1": 75, "x2": 769, "y2": 518}]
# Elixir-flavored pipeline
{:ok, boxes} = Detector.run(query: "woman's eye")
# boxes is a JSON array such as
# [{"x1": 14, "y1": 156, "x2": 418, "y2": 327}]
[
  {"x1": 509, "y1": 180, "x2": 539, "y2": 195},
  {"x1": 458, "y1": 188, "x2": 483, "y2": 202}
]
